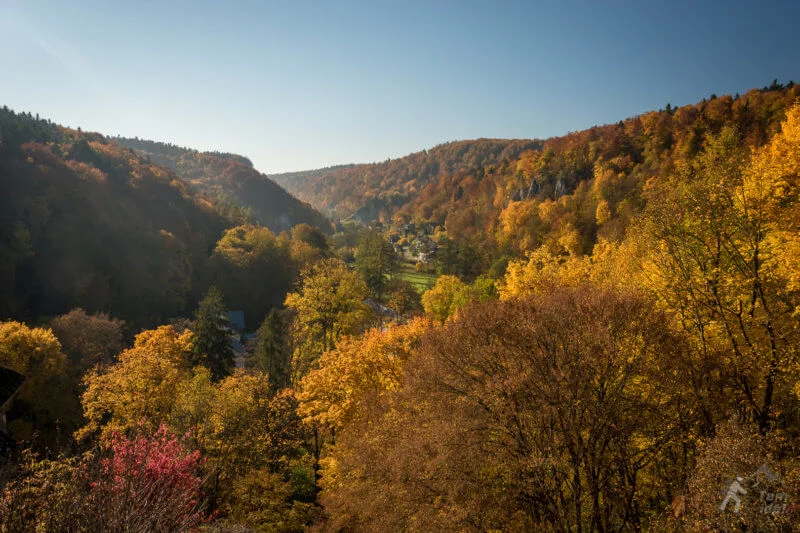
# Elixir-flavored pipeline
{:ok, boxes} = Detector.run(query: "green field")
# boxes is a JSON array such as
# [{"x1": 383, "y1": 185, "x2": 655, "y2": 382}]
[{"x1": 394, "y1": 263, "x2": 438, "y2": 293}]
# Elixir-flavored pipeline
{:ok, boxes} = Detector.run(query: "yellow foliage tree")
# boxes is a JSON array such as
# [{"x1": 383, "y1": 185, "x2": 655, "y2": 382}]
[
  {"x1": 77, "y1": 325, "x2": 194, "y2": 440},
  {"x1": 499, "y1": 240, "x2": 643, "y2": 300},
  {"x1": 640, "y1": 121, "x2": 800, "y2": 434},
  {"x1": 497, "y1": 200, "x2": 543, "y2": 254},
  {"x1": 0, "y1": 321, "x2": 74, "y2": 443},
  {"x1": 749, "y1": 104, "x2": 800, "y2": 300},
  {"x1": 297, "y1": 318, "x2": 432, "y2": 432},
  {"x1": 284, "y1": 258, "x2": 371, "y2": 381},
  {"x1": 78, "y1": 328, "x2": 310, "y2": 523},
  {"x1": 595, "y1": 199, "x2": 612, "y2": 225},
  {"x1": 421, "y1": 275, "x2": 495, "y2": 322},
  {"x1": 170, "y1": 369, "x2": 307, "y2": 495}
]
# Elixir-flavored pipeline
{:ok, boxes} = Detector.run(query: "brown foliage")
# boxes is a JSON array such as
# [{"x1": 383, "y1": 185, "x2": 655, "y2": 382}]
[
  {"x1": 322, "y1": 284, "x2": 691, "y2": 531},
  {"x1": 49, "y1": 308, "x2": 125, "y2": 372}
]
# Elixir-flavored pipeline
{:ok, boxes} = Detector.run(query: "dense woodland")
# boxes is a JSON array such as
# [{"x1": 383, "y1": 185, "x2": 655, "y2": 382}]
[
  {"x1": 115, "y1": 137, "x2": 331, "y2": 233},
  {"x1": 278, "y1": 84, "x2": 800, "y2": 278},
  {"x1": 271, "y1": 138, "x2": 541, "y2": 222},
  {"x1": 3, "y1": 83, "x2": 800, "y2": 531}
]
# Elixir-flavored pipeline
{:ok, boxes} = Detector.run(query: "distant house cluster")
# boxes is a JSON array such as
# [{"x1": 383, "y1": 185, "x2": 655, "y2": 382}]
[{"x1": 389, "y1": 223, "x2": 438, "y2": 263}]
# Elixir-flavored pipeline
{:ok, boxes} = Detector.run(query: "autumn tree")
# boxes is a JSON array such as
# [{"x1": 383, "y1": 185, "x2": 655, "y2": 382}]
[
  {"x1": 641, "y1": 122, "x2": 800, "y2": 435},
  {"x1": 322, "y1": 285, "x2": 690, "y2": 531},
  {"x1": 210, "y1": 224, "x2": 294, "y2": 326},
  {"x1": 291, "y1": 223, "x2": 330, "y2": 254},
  {"x1": 0, "y1": 321, "x2": 77, "y2": 445},
  {"x1": 169, "y1": 370, "x2": 311, "y2": 513},
  {"x1": 421, "y1": 274, "x2": 496, "y2": 322},
  {"x1": 77, "y1": 327, "x2": 314, "y2": 528},
  {"x1": 667, "y1": 421, "x2": 800, "y2": 531},
  {"x1": 191, "y1": 286, "x2": 234, "y2": 380},
  {"x1": 78, "y1": 325, "x2": 194, "y2": 440},
  {"x1": 284, "y1": 258, "x2": 371, "y2": 380},
  {"x1": 385, "y1": 278, "x2": 421, "y2": 319},
  {"x1": 49, "y1": 308, "x2": 125, "y2": 372},
  {"x1": 0, "y1": 425, "x2": 208, "y2": 532},
  {"x1": 497, "y1": 199, "x2": 545, "y2": 254},
  {"x1": 748, "y1": 103, "x2": 800, "y2": 308},
  {"x1": 297, "y1": 318, "x2": 431, "y2": 433}
]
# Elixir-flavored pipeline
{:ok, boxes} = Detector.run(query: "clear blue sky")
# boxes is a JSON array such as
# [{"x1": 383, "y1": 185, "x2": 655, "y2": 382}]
[{"x1": 1, "y1": 1, "x2": 798, "y2": 173}]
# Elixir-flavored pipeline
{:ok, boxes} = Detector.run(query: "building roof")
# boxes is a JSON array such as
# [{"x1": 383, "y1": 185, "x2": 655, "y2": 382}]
[
  {"x1": 0, "y1": 366, "x2": 25, "y2": 409},
  {"x1": 227, "y1": 310, "x2": 246, "y2": 332}
]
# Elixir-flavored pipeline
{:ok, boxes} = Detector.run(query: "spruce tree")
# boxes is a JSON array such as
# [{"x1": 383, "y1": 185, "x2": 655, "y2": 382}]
[
  {"x1": 355, "y1": 230, "x2": 397, "y2": 302},
  {"x1": 251, "y1": 308, "x2": 289, "y2": 391},
  {"x1": 191, "y1": 286, "x2": 234, "y2": 380}
]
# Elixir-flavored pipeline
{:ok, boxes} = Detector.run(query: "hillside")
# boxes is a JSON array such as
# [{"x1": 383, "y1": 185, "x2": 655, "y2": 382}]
[
  {"x1": 275, "y1": 85, "x2": 800, "y2": 276},
  {"x1": 3, "y1": 86, "x2": 800, "y2": 532},
  {"x1": 270, "y1": 138, "x2": 541, "y2": 221},
  {"x1": 115, "y1": 137, "x2": 332, "y2": 233},
  {"x1": 0, "y1": 107, "x2": 227, "y2": 325}
]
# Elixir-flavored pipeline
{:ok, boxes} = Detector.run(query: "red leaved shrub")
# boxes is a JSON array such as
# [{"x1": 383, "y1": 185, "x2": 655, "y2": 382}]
[{"x1": 0, "y1": 424, "x2": 209, "y2": 532}]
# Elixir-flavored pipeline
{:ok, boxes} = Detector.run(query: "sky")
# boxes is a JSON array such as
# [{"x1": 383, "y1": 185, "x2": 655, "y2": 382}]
[{"x1": 1, "y1": 1, "x2": 799, "y2": 174}]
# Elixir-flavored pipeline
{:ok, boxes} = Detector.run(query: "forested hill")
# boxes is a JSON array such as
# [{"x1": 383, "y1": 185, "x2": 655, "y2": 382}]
[
  {"x1": 275, "y1": 84, "x2": 800, "y2": 275},
  {"x1": 270, "y1": 138, "x2": 541, "y2": 220},
  {"x1": 0, "y1": 107, "x2": 228, "y2": 325},
  {"x1": 115, "y1": 137, "x2": 332, "y2": 233}
]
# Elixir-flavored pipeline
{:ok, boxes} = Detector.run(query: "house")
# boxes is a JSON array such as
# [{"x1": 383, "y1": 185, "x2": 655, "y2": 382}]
[
  {"x1": 227, "y1": 310, "x2": 246, "y2": 334},
  {"x1": 226, "y1": 311, "x2": 248, "y2": 369},
  {"x1": 0, "y1": 365, "x2": 25, "y2": 450}
]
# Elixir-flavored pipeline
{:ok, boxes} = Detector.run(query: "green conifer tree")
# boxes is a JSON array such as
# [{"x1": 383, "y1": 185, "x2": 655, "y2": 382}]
[
  {"x1": 355, "y1": 230, "x2": 397, "y2": 302},
  {"x1": 250, "y1": 308, "x2": 289, "y2": 391},
  {"x1": 191, "y1": 286, "x2": 234, "y2": 380}
]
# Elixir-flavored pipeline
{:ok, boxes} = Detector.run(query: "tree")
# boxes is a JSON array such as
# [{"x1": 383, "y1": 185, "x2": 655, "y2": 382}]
[
  {"x1": 497, "y1": 199, "x2": 544, "y2": 254},
  {"x1": 0, "y1": 321, "x2": 76, "y2": 445},
  {"x1": 421, "y1": 274, "x2": 495, "y2": 322},
  {"x1": 169, "y1": 370, "x2": 312, "y2": 522},
  {"x1": 210, "y1": 224, "x2": 294, "y2": 327},
  {"x1": 420, "y1": 275, "x2": 470, "y2": 322},
  {"x1": 354, "y1": 230, "x2": 397, "y2": 301},
  {"x1": 641, "y1": 123, "x2": 800, "y2": 435},
  {"x1": 191, "y1": 286, "x2": 234, "y2": 381},
  {"x1": 284, "y1": 258, "x2": 371, "y2": 380},
  {"x1": 434, "y1": 235, "x2": 482, "y2": 279},
  {"x1": 78, "y1": 325, "x2": 194, "y2": 441},
  {"x1": 219, "y1": 469, "x2": 314, "y2": 531},
  {"x1": 297, "y1": 318, "x2": 431, "y2": 432},
  {"x1": 749, "y1": 103, "x2": 800, "y2": 302},
  {"x1": 290, "y1": 223, "x2": 329, "y2": 254},
  {"x1": 77, "y1": 333, "x2": 313, "y2": 526},
  {"x1": 0, "y1": 425, "x2": 208, "y2": 532},
  {"x1": 49, "y1": 308, "x2": 125, "y2": 372},
  {"x1": 669, "y1": 421, "x2": 800, "y2": 531},
  {"x1": 385, "y1": 278, "x2": 421, "y2": 319},
  {"x1": 249, "y1": 308, "x2": 290, "y2": 391},
  {"x1": 321, "y1": 285, "x2": 690, "y2": 531}
]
